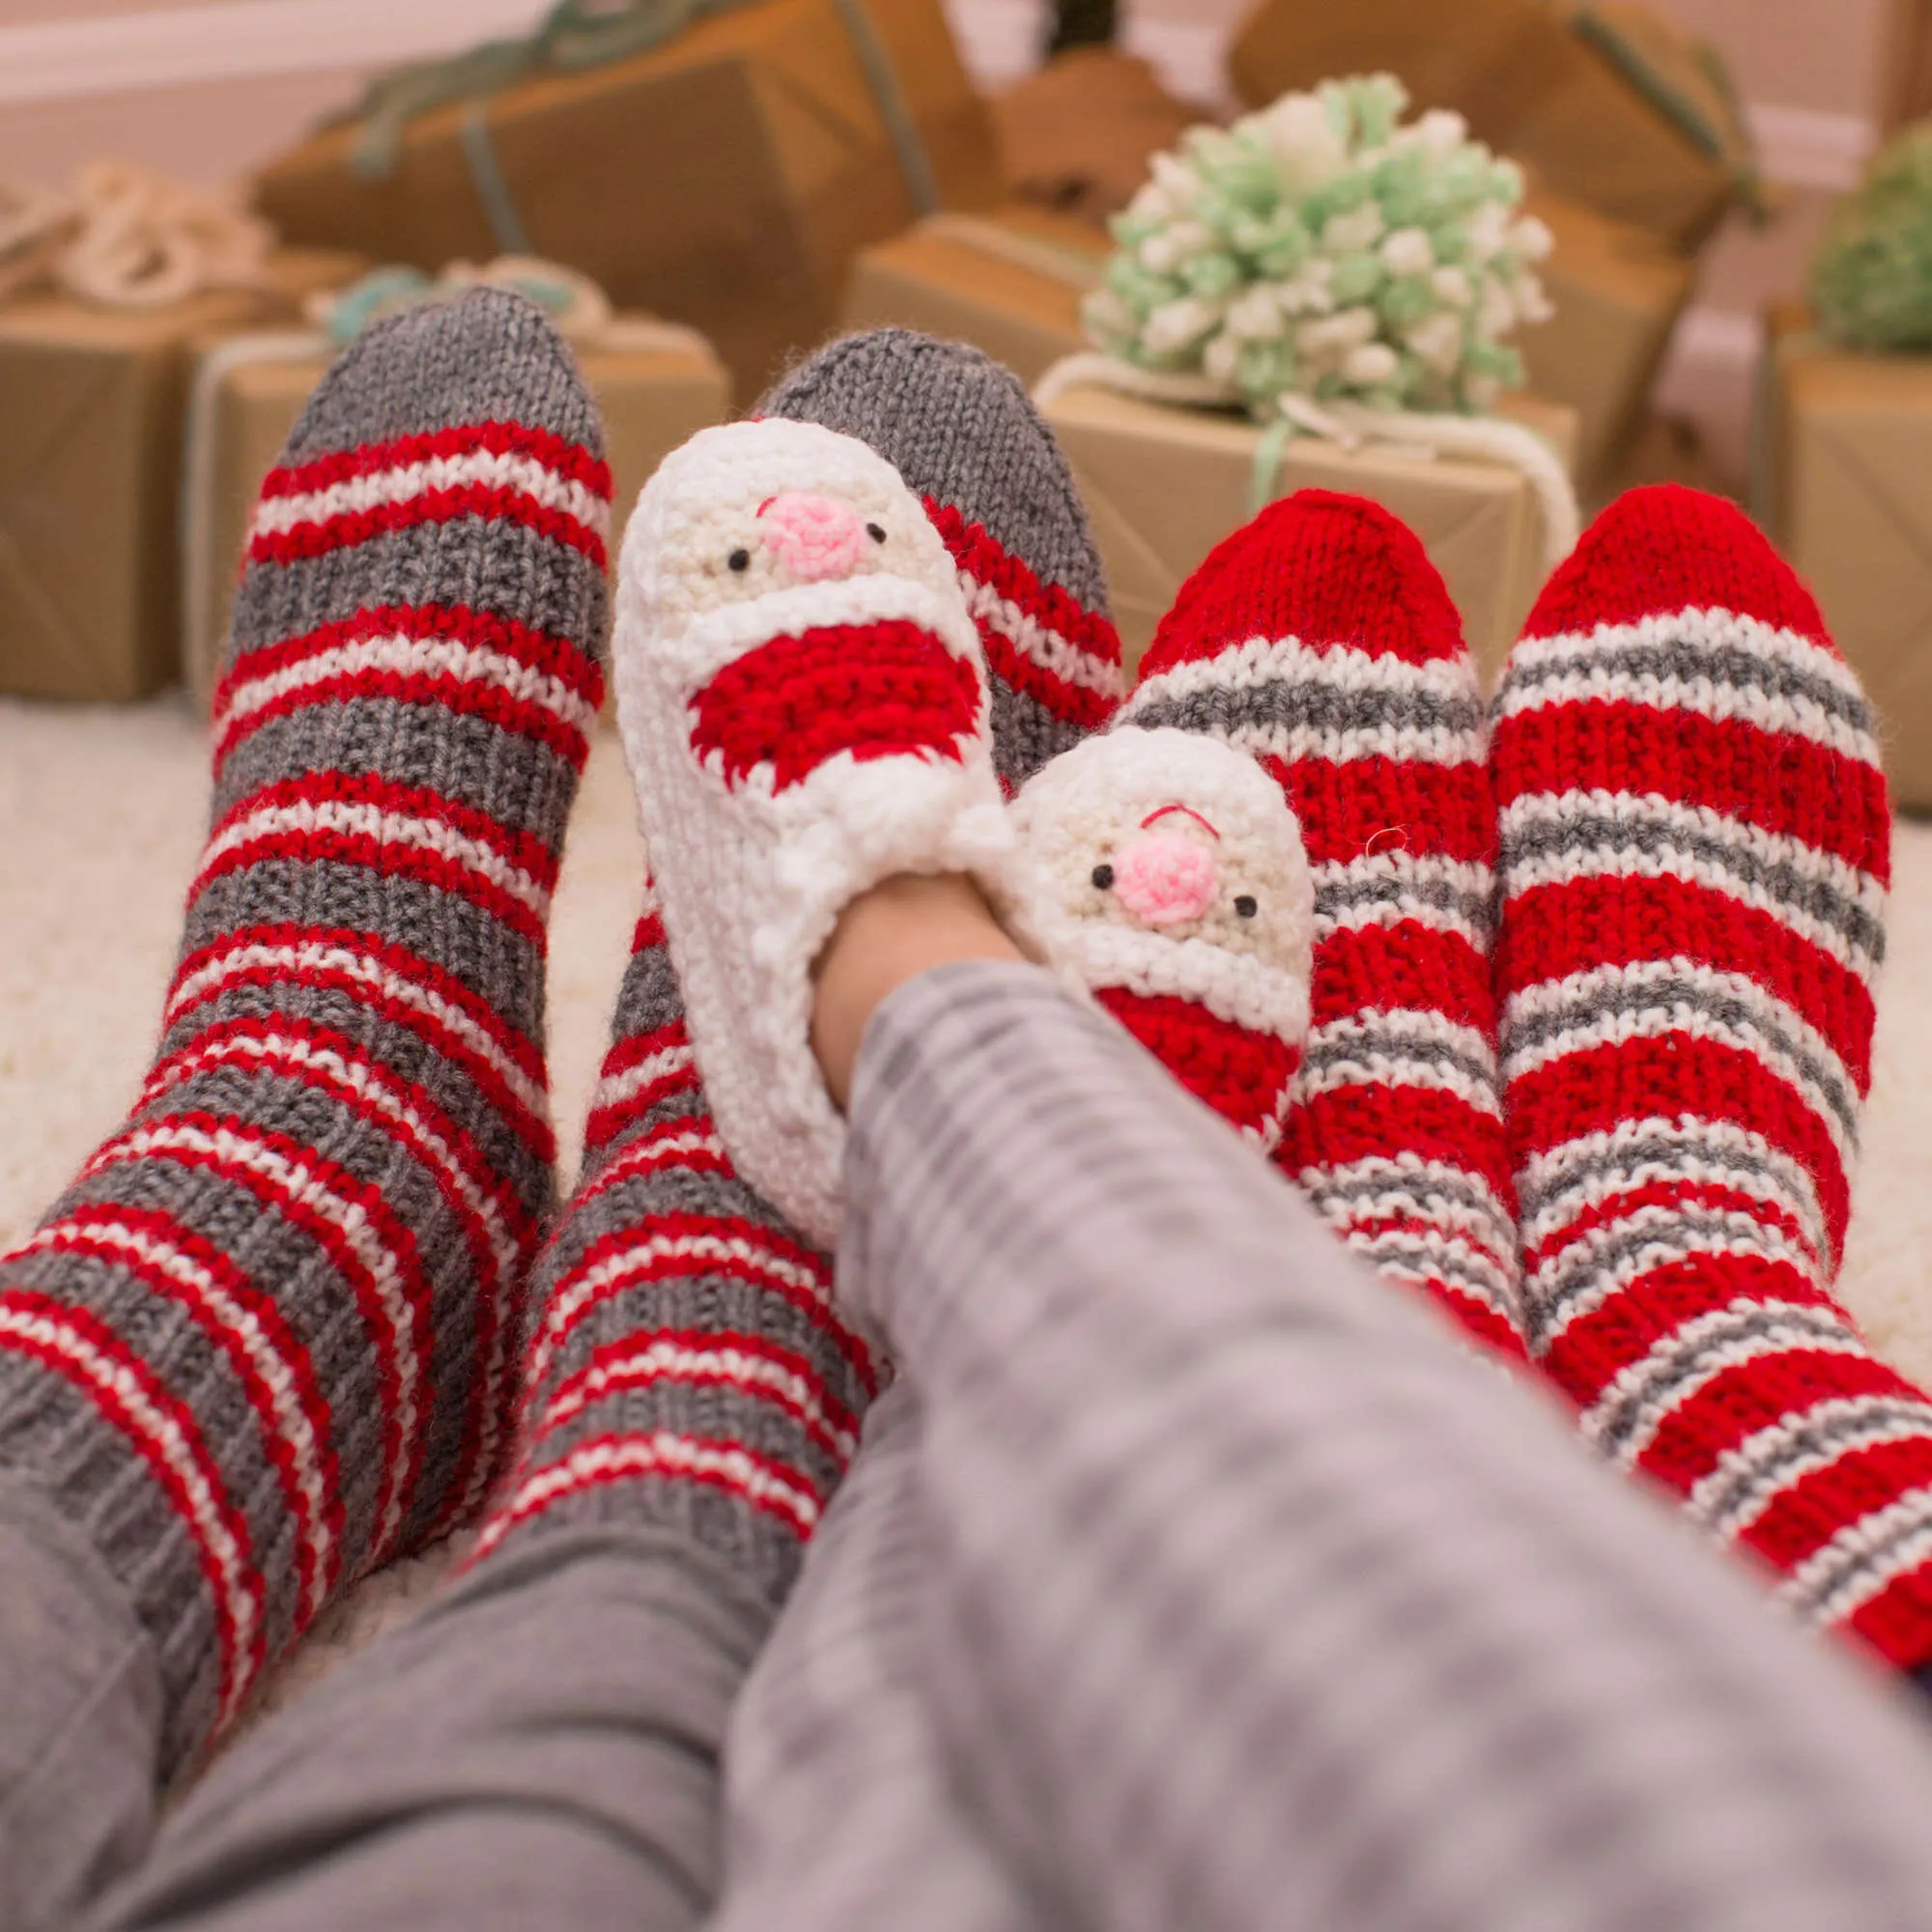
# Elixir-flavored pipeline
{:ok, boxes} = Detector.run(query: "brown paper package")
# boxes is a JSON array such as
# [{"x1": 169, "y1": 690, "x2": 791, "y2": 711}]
[
  {"x1": 990, "y1": 47, "x2": 1209, "y2": 228},
  {"x1": 840, "y1": 208, "x2": 1105, "y2": 389},
  {"x1": 253, "y1": 0, "x2": 1004, "y2": 401},
  {"x1": 1040, "y1": 384, "x2": 1573, "y2": 687},
  {"x1": 1229, "y1": 0, "x2": 1733, "y2": 252},
  {"x1": 0, "y1": 249, "x2": 367, "y2": 705},
  {"x1": 842, "y1": 210, "x2": 1578, "y2": 497},
  {"x1": 1517, "y1": 186, "x2": 1697, "y2": 496},
  {"x1": 184, "y1": 323, "x2": 730, "y2": 707},
  {"x1": 1763, "y1": 303, "x2": 1932, "y2": 811}
]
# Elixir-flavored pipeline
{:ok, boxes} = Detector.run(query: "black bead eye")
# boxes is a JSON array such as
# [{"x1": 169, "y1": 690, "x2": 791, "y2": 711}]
[
  {"x1": 1234, "y1": 895, "x2": 1258, "y2": 919},
  {"x1": 1092, "y1": 864, "x2": 1115, "y2": 891},
  {"x1": 866, "y1": 521, "x2": 887, "y2": 544},
  {"x1": 727, "y1": 548, "x2": 751, "y2": 572}
]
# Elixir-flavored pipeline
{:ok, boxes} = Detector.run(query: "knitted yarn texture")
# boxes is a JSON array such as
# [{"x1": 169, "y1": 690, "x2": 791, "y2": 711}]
[
  {"x1": 611, "y1": 418, "x2": 1037, "y2": 1252},
  {"x1": 0, "y1": 289, "x2": 610, "y2": 1772},
  {"x1": 1012, "y1": 726, "x2": 1315, "y2": 1149}
]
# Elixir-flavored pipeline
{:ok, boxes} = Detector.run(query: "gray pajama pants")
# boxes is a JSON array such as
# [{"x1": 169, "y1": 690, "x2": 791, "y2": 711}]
[{"x1": 9, "y1": 962, "x2": 1932, "y2": 1929}]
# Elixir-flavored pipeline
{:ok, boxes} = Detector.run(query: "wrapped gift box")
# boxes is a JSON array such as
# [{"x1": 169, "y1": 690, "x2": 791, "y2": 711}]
[
  {"x1": 1043, "y1": 384, "x2": 1575, "y2": 684},
  {"x1": 840, "y1": 208, "x2": 1104, "y2": 388},
  {"x1": 254, "y1": 0, "x2": 1004, "y2": 399},
  {"x1": 1518, "y1": 186, "x2": 1697, "y2": 497},
  {"x1": 989, "y1": 47, "x2": 1208, "y2": 229},
  {"x1": 1228, "y1": 0, "x2": 1737, "y2": 252},
  {"x1": 1762, "y1": 305, "x2": 1932, "y2": 810},
  {"x1": 183, "y1": 316, "x2": 729, "y2": 705},
  {"x1": 0, "y1": 248, "x2": 367, "y2": 704}
]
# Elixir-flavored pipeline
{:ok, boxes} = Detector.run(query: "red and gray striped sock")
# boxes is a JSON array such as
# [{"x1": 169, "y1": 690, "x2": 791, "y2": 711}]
[
  {"x1": 0, "y1": 289, "x2": 610, "y2": 1770},
  {"x1": 1490, "y1": 483, "x2": 1932, "y2": 1678},
  {"x1": 1122, "y1": 490, "x2": 1525, "y2": 1358},
  {"x1": 470, "y1": 332, "x2": 1122, "y2": 1601}
]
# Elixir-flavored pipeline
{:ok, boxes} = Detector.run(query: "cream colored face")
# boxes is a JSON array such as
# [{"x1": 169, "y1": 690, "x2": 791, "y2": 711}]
[
  {"x1": 1045, "y1": 799, "x2": 1312, "y2": 969},
  {"x1": 647, "y1": 468, "x2": 945, "y2": 628},
  {"x1": 1013, "y1": 728, "x2": 1316, "y2": 981}
]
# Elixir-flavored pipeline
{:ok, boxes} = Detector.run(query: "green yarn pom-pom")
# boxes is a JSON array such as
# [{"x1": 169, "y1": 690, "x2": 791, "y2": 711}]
[
  {"x1": 1812, "y1": 123, "x2": 1932, "y2": 352},
  {"x1": 1082, "y1": 72, "x2": 1553, "y2": 420}
]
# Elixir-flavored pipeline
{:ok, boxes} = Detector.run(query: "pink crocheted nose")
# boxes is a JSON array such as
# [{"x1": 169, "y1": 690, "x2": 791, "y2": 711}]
[
  {"x1": 1111, "y1": 832, "x2": 1219, "y2": 925},
  {"x1": 758, "y1": 492, "x2": 868, "y2": 581}
]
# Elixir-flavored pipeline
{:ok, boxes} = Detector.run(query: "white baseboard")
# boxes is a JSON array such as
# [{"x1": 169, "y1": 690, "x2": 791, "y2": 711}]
[{"x1": 0, "y1": 0, "x2": 552, "y2": 106}]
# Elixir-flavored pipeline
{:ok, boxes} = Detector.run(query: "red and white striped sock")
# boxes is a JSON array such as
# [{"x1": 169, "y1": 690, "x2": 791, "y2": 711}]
[
  {"x1": 0, "y1": 289, "x2": 609, "y2": 1771},
  {"x1": 470, "y1": 358, "x2": 1123, "y2": 1601},
  {"x1": 1490, "y1": 483, "x2": 1932, "y2": 1677},
  {"x1": 1122, "y1": 490, "x2": 1525, "y2": 1358}
]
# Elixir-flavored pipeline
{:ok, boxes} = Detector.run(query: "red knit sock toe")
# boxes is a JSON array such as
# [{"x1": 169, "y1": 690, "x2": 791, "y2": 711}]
[
  {"x1": 1122, "y1": 490, "x2": 1524, "y2": 1360},
  {"x1": 1491, "y1": 483, "x2": 1932, "y2": 1676}
]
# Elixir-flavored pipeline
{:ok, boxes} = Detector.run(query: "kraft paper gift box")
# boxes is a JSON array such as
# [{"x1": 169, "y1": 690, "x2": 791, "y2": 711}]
[
  {"x1": 1517, "y1": 186, "x2": 1697, "y2": 497},
  {"x1": 182, "y1": 316, "x2": 729, "y2": 706},
  {"x1": 1041, "y1": 384, "x2": 1575, "y2": 686},
  {"x1": 840, "y1": 209, "x2": 1106, "y2": 389},
  {"x1": 0, "y1": 248, "x2": 367, "y2": 705},
  {"x1": 1760, "y1": 305, "x2": 1932, "y2": 810},
  {"x1": 253, "y1": 0, "x2": 1005, "y2": 400},
  {"x1": 1228, "y1": 0, "x2": 1743, "y2": 253}
]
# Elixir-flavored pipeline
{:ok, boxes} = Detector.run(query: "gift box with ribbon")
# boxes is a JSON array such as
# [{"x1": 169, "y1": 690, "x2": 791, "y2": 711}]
[
  {"x1": 181, "y1": 258, "x2": 730, "y2": 706},
  {"x1": 840, "y1": 209, "x2": 1106, "y2": 389},
  {"x1": 1037, "y1": 73, "x2": 1580, "y2": 681},
  {"x1": 1516, "y1": 184, "x2": 1696, "y2": 497},
  {"x1": 252, "y1": 0, "x2": 1004, "y2": 400},
  {"x1": 0, "y1": 165, "x2": 366, "y2": 703},
  {"x1": 1229, "y1": 0, "x2": 1760, "y2": 253}
]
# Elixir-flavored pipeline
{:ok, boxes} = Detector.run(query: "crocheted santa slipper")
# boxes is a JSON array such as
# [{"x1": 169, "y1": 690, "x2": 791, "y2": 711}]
[
  {"x1": 611, "y1": 417, "x2": 1036, "y2": 1250},
  {"x1": 1013, "y1": 725, "x2": 1315, "y2": 1149}
]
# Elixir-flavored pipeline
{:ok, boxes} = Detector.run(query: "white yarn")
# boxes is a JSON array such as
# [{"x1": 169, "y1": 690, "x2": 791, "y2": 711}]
[
  {"x1": 1011, "y1": 726, "x2": 1316, "y2": 1048},
  {"x1": 612, "y1": 418, "x2": 1044, "y2": 1253}
]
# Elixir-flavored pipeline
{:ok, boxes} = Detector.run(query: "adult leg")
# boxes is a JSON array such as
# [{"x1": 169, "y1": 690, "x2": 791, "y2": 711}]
[{"x1": 0, "y1": 287, "x2": 608, "y2": 1929}]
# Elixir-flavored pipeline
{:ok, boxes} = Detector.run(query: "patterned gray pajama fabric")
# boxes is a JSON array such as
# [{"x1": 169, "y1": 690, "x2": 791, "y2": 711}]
[{"x1": 711, "y1": 958, "x2": 1932, "y2": 1932}]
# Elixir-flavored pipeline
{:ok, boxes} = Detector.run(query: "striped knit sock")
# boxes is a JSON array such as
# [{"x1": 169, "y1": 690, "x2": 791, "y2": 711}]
[
  {"x1": 761, "y1": 328, "x2": 1122, "y2": 785},
  {"x1": 1122, "y1": 489, "x2": 1525, "y2": 1358},
  {"x1": 470, "y1": 332, "x2": 1120, "y2": 1597},
  {"x1": 1492, "y1": 484, "x2": 1932, "y2": 1680},
  {"x1": 0, "y1": 288, "x2": 609, "y2": 1771}
]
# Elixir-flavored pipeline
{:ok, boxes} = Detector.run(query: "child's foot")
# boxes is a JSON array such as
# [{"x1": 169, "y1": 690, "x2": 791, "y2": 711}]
[
  {"x1": 0, "y1": 289, "x2": 609, "y2": 1767},
  {"x1": 1491, "y1": 483, "x2": 1932, "y2": 1676}
]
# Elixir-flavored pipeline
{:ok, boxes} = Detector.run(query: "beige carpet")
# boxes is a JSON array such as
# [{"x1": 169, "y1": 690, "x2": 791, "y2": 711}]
[{"x1": 5, "y1": 691, "x2": 1932, "y2": 1726}]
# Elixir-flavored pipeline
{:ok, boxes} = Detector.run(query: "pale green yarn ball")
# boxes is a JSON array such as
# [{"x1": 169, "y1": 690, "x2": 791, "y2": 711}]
[
  {"x1": 1082, "y1": 73, "x2": 1554, "y2": 419},
  {"x1": 1812, "y1": 122, "x2": 1932, "y2": 352}
]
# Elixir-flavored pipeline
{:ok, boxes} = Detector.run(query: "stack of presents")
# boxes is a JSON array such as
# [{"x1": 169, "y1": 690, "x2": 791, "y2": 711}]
[{"x1": 5, "y1": 0, "x2": 1932, "y2": 805}]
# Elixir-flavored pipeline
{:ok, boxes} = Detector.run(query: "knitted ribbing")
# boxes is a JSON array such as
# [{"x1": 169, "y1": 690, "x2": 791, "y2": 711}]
[
  {"x1": 1492, "y1": 484, "x2": 1932, "y2": 1678},
  {"x1": 1122, "y1": 490, "x2": 1525, "y2": 1358},
  {"x1": 761, "y1": 328, "x2": 1122, "y2": 784},
  {"x1": 0, "y1": 289, "x2": 609, "y2": 1771},
  {"x1": 470, "y1": 331, "x2": 1121, "y2": 1603}
]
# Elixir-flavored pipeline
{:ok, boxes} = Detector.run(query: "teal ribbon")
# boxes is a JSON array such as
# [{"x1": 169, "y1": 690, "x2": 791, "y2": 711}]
[
  {"x1": 342, "y1": 0, "x2": 939, "y2": 255},
  {"x1": 1248, "y1": 412, "x2": 1296, "y2": 518},
  {"x1": 318, "y1": 263, "x2": 593, "y2": 347}
]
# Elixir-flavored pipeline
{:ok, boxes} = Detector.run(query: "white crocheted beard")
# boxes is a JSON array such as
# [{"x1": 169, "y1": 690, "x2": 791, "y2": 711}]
[{"x1": 1012, "y1": 725, "x2": 1316, "y2": 1042}]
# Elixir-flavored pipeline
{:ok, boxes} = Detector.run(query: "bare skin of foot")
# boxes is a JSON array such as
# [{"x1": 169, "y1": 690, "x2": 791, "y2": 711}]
[{"x1": 810, "y1": 874, "x2": 1022, "y2": 1111}]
